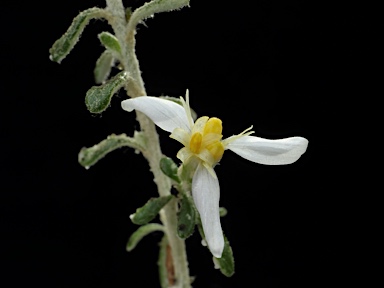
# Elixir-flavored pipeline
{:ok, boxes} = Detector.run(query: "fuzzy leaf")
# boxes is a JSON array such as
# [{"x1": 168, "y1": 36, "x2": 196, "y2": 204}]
[
  {"x1": 78, "y1": 132, "x2": 145, "y2": 169},
  {"x1": 49, "y1": 8, "x2": 105, "y2": 63},
  {"x1": 131, "y1": 195, "x2": 174, "y2": 225},
  {"x1": 126, "y1": 223, "x2": 164, "y2": 252},
  {"x1": 177, "y1": 194, "x2": 196, "y2": 239},
  {"x1": 94, "y1": 50, "x2": 115, "y2": 84},
  {"x1": 160, "y1": 157, "x2": 180, "y2": 183},
  {"x1": 128, "y1": 0, "x2": 190, "y2": 31},
  {"x1": 213, "y1": 235, "x2": 235, "y2": 277},
  {"x1": 98, "y1": 31, "x2": 121, "y2": 54},
  {"x1": 85, "y1": 71, "x2": 128, "y2": 113}
]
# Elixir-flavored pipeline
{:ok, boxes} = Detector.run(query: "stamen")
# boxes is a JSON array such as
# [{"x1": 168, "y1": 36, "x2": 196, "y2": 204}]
[
  {"x1": 221, "y1": 125, "x2": 255, "y2": 147},
  {"x1": 206, "y1": 141, "x2": 224, "y2": 163},
  {"x1": 203, "y1": 117, "x2": 222, "y2": 135},
  {"x1": 190, "y1": 132, "x2": 203, "y2": 154},
  {"x1": 239, "y1": 125, "x2": 254, "y2": 136}
]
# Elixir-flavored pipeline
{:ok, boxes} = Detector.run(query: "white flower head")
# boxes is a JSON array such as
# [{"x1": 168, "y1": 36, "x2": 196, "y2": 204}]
[{"x1": 121, "y1": 90, "x2": 308, "y2": 258}]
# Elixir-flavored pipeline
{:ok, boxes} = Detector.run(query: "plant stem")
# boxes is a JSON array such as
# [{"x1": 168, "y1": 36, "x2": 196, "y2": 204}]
[{"x1": 106, "y1": 1, "x2": 191, "y2": 287}]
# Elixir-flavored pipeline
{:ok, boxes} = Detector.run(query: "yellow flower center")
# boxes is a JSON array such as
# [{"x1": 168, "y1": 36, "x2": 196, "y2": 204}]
[
  {"x1": 189, "y1": 117, "x2": 225, "y2": 165},
  {"x1": 190, "y1": 132, "x2": 203, "y2": 154}
]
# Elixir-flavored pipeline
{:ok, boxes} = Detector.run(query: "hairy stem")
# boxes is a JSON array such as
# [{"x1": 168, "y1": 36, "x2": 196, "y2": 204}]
[{"x1": 106, "y1": 1, "x2": 191, "y2": 287}]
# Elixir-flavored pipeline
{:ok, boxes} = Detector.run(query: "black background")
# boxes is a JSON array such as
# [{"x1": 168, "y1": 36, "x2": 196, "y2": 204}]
[{"x1": 1, "y1": 1, "x2": 376, "y2": 287}]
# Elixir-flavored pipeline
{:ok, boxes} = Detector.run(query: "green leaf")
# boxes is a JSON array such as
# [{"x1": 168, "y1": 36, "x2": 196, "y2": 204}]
[
  {"x1": 177, "y1": 194, "x2": 196, "y2": 239},
  {"x1": 157, "y1": 235, "x2": 169, "y2": 288},
  {"x1": 213, "y1": 235, "x2": 235, "y2": 277},
  {"x1": 94, "y1": 50, "x2": 115, "y2": 84},
  {"x1": 85, "y1": 71, "x2": 128, "y2": 113},
  {"x1": 128, "y1": 0, "x2": 190, "y2": 31},
  {"x1": 49, "y1": 8, "x2": 105, "y2": 63},
  {"x1": 78, "y1": 132, "x2": 145, "y2": 169},
  {"x1": 126, "y1": 223, "x2": 164, "y2": 252},
  {"x1": 219, "y1": 207, "x2": 228, "y2": 217},
  {"x1": 98, "y1": 31, "x2": 121, "y2": 54},
  {"x1": 125, "y1": 7, "x2": 132, "y2": 22},
  {"x1": 160, "y1": 157, "x2": 180, "y2": 183},
  {"x1": 131, "y1": 195, "x2": 174, "y2": 225}
]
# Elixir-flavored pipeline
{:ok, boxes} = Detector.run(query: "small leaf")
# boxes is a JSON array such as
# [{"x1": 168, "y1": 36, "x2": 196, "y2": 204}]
[
  {"x1": 126, "y1": 223, "x2": 164, "y2": 252},
  {"x1": 219, "y1": 207, "x2": 228, "y2": 217},
  {"x1": 94, "y1": 50, "x2": 115, "y2": 84},
  {"x1": 78, "y1": 132, "x2": 145, "y2": 169},
  {"x1": 157, "y1": 235, "x2": 169, "y2": 288},
  {"x1": 177, "y1": 194, "x2": 196, "y2": 239},
  {"x1": 160, "y1": 157, "x2": 180, "y2": 183},
  {"x1": 131, "y1": 195, "x2": 174, "y2": 225},
  {"x1": 125, "y1": 7, "x2": 132, "y2": 22},
  {"x1": 49, "y1": 8, "x2": 105, "y2": 63},
  {"x1": 85, "y1": 71, "x2": 128, "y2": 113},
  {"x1": 98, "y1": 31, "x2": 121, "y2": 54},
  {"x1": 213, "y1": 235, "x2": 235, "y2": 277},
  {"x1": 128, "y1": 0, "x2": 190, "y2": 31}
]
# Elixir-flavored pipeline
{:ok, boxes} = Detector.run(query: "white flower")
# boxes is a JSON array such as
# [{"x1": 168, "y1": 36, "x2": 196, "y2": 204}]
[{"x1": 121, "y1": 91, "x2": 308, "y2": 258}]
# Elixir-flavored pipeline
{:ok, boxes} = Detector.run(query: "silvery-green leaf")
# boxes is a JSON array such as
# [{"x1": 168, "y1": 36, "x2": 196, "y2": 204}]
[
  {"x1": 177, "y1": 194, "x2": 196, "y2": 239},
  {"x1": 126, "y1": 223, "x2": 164, "y2": 252},
  {"x1": 213, "y1": 235, "x2": 235, "y2": 277},
  {"x1": 160, "y1": 157, "x2": 180, "y2": 183},
  {"x1": 128, "y1": 0, "x2": 190, "y2": 31},
  {"x1": 94, "y1": 50, "x2": 115, "y2": 84},
  {"x1": 85, "y1": 71, "x2": 128, "y2": 113},
  {"x1": 78, "y1": 132, "x2": 145, "y2": 169},
  {"x1": 98, "y1": 31, "x2": 121, "y2": 54},
  {"x1": 49, "y1": 8, "x2": 105, "y2": 63},
  {"x1": 131, "y1": 195, "x2": 174, "y2": 225}
]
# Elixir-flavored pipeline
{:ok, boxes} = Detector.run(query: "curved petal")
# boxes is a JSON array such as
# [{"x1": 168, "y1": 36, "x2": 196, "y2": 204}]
[
  {"x1": 121, "y1": 96, "x2": 190, "y2": 133},
  {"x1": 176, "y1": 147, "x2": 193, "y2": 164},
  {"x1": 170, "y1": 127, "x2": 190, "y2": 146},
  {"x1": 226, "y1": 136, "x2": 308, "y2": 165},
  {"x1": 192, "y1": 163, "x2": 224, "y2": 258}
]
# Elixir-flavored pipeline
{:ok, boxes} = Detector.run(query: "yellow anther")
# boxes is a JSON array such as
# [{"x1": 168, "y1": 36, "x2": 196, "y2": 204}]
[
  {"x1": 206, "y1": 141, "x2": 225, "y2": 164},
  {"x1": 190, "y1": 132, "x2": 203, "y2": 154},
  {"x1": 203, "y1": 117, "x2": 222, "y2": 136},
  {"x1": 188, "y1": 117, "x2": 225, "y2": 165}
]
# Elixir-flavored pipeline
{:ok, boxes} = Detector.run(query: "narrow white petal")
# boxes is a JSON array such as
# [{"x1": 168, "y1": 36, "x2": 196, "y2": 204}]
[
  {"x1": 192, "y1": 164, "x2": 224, "y2": 258},
  {"x1": 226, "y1": 136, "x2": 308, "y2": 165},
  {"x1": 121, "y1": 96, "x2": 190, "y2": 133}
]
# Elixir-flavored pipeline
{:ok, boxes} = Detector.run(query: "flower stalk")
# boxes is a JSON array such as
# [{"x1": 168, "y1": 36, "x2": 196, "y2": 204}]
[{"x1": 105, "y1": 1, "x2": 191, "y2": 287}]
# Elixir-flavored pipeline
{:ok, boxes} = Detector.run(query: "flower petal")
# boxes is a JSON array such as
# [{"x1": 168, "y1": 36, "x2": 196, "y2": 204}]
[
  {"x1": 170, "y1": 127, "x2": 190, "y2": 146},
  {"x1": 226, "y1": 136, "x2": 308, "y2": 165},
  {"x1": 176, "y1": 147, "x2": 193, "y2": 164},
  {"x1": 121, "y1": 96, "x2": 190, "y2": 133},
  {"x1": 192, "y1": 163, "x2": 224, "y2": 258}
]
